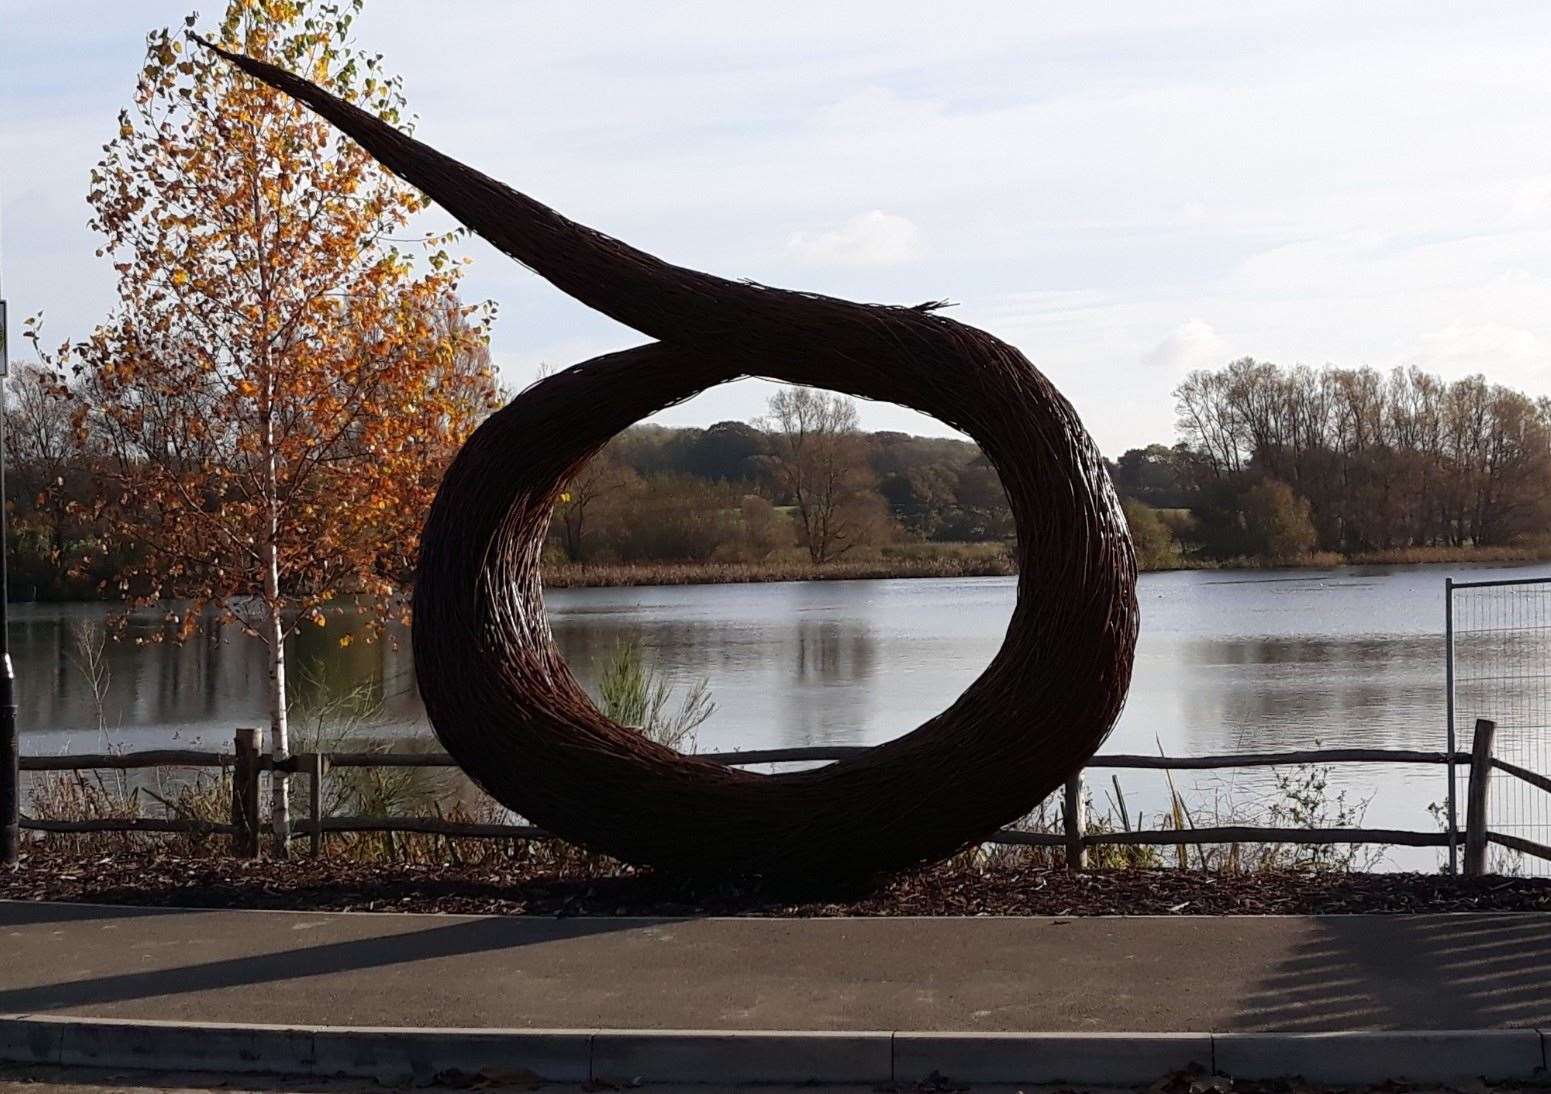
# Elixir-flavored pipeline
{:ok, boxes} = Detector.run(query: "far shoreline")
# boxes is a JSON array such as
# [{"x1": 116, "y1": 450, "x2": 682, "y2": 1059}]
[
  {"x1": 540, "y1": 544, "x2": 1551, "y2": 590},
  {"x1": 11, "y1": 545, "x2": 1550, "y2": 604}
]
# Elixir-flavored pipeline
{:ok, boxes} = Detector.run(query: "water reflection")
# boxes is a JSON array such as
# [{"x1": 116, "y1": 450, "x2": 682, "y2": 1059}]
[
  {"x1": 1158, "y1": 635, "x2": 1442, "y2": 754},
  {"x1": 16, "y1": 560, "x2": 1551, "y2": 870},
  {"x1": 11, "y1": 603, "x2": 418, "y2": 751}
]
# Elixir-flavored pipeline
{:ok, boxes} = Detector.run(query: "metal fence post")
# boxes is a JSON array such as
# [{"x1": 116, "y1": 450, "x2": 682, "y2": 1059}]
[
  {"x1": 1464, "y1": 718, "x2": 1497, "y2": 876},
  {"x1": 1444, "y1": 577, "x2": 1459, "y2": 875},
  {"x1": 0, "y1": 282, "x2": 17, "y2": 868},
  {"x1": 0, "y1": 664, "x2": 16, "y2": 866},
  {"x1": 231, "y1": 728, "x2": 260, "y2": 859},
  {"x1": 1063, "y1": 773, "x2": 1086, "y2": 871}
]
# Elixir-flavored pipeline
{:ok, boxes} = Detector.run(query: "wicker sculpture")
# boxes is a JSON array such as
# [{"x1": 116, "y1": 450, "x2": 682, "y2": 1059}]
[{"x1": 199, "y1": 40, "x2": 1140, "y2": 883}]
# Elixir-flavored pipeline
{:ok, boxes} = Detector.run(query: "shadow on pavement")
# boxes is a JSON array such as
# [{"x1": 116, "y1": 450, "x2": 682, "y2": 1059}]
[
  {"x1": 0, "y1": 905, "x2": 656, "y2": 1015},
  {"x1": 1230, "y1": 913, "x2": 1551, "y2": 1030},
  {"x1": 0, "y1": 901, "x2": 197, "y2": 928}
]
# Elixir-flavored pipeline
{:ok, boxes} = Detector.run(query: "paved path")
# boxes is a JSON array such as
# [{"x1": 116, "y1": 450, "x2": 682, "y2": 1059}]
[{"x1": 3, "y1": 902, "x2": 1549, "y2": 1033}]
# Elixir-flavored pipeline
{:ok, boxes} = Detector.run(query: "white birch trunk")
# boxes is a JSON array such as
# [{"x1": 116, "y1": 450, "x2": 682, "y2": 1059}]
[
  {"x1": 264, "y1": 534, "x2": 289, "y2": 857},
  {"x1": 261, "y1": 336, "x2": 289, "y2": 856}
]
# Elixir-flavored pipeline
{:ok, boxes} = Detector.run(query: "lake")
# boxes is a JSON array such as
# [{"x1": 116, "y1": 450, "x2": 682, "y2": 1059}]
[{"x1": 14, "y1": 561, "x2": 1551, "y2": 871}]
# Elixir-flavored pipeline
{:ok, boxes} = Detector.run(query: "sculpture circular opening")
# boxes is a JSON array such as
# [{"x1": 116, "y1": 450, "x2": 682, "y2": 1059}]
[{"x1": 546, "y1": 385, "x2": 1017, "y2": 755}]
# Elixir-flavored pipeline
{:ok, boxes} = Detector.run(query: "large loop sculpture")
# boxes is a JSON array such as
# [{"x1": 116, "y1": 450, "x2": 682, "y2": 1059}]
[{"x1": 201, "y1": 40, "x2": 1140, "y2": 883}]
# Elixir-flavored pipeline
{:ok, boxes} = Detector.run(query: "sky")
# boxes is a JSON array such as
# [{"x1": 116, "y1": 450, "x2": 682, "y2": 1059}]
[{"x1": 5, "y1": 1, "x2": 1551, "y2": 455}]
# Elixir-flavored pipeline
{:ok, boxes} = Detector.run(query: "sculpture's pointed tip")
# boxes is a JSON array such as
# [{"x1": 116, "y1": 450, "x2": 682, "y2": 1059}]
[{"x1": 189, "y1": 33, "x2": 252, "y2": 71}]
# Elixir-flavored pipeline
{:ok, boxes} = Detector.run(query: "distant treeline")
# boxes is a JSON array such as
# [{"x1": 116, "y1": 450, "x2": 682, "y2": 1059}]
[
  {"x1": 6, "y1": 358, "x2": 1550, "y2": 599},
  {"x1": 548, "y1": 358, "x2": 1551, "y2": 575},
  {"x1": 546, "y1": 387, "x2": 1014, "y2": 568},
  {"x1": 1119, "y1": 359, "x2": 1551, "y2": 566}
]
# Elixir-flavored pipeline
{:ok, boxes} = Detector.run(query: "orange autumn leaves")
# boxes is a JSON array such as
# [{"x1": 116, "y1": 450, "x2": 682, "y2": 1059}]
[{"x1": 74, "y1": 0, "x2": 500, "y2": 645}]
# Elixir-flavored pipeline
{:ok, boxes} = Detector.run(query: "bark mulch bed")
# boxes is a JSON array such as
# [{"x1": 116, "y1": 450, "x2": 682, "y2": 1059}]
[{"x1": 4, "y1": 852, "x2": 1550, "y2": 916}]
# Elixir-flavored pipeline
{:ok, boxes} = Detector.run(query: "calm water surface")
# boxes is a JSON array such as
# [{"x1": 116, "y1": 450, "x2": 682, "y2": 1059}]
[{"x1": 18, "y1": 561, "x2": 1551, "y2": 868}]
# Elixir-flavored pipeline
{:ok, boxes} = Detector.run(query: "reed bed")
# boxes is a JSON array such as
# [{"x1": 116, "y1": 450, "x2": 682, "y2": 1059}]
[
  {"x1": 541, "y1": 543, "x2": 1551, "y2": 588},
  {"x1": 1147, "y1": 543, "x2": 1551, "y2": 575},
  {"x1": 543, "y1": 552, "x2": 1016, "y2": 588}
]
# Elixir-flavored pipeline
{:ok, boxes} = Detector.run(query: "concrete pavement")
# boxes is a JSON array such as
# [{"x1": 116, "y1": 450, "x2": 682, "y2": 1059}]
[
  {"x1": 3, "y1": 901, "x2": 1549, "y2": 1032},
  {"x1": 1, "y1": 902, "x2": 1548, "y2": 1083}
]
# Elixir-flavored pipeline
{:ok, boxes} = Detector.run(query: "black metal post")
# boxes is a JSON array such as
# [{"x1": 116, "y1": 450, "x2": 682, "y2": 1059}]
[
  {"x1": 0, "y1": 660, "x2": 13, "y2": 866},
  {"x1": 1444, "y1": 576, "x2": 1458, "y2": 875},
  {"x1": 0, "y1": 290, "x2": 15, "y2": 866}
]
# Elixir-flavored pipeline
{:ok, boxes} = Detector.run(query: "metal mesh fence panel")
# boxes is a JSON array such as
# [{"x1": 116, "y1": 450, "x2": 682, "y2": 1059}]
[{"x1": 1449, "y1": 577, "x2": 1551, "y2": 876}]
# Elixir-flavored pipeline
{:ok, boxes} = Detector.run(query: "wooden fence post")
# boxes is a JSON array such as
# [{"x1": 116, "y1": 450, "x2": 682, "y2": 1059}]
[
  {"x1": 309, "y1": 752, "x2": 325, "y2": 858},
  {"x1": 231, "y1": 728, "x2": 260, "y2": 859},
  {"x1": 1063, "y1": 773, "x2": 1086, "y2": 871},
  {"x1": 1464, "y1": 718, "x2": 1497, "y2": 877}
]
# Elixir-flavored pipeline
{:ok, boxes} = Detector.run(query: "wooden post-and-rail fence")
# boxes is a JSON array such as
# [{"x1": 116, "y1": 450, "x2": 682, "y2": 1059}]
[{"x1": 5, "y1": 718, "x2": 1549, "y2": 874}]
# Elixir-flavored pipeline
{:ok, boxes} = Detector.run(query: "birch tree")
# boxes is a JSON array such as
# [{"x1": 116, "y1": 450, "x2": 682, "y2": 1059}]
[{"x1": 74, "y1": 0, "x2": 498, "y2": 853}]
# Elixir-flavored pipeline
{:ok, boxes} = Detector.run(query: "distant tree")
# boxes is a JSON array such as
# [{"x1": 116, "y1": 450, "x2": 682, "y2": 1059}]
[
  {"x1": 605, "y1": 475, "x2": 743, "y2": 562},
  {"x1": 878, "y1": 464, "x2": 958, "y2": 538},
  {"x1": 684, "y1": 420, "x2": 766, "y2": 482},
  {"x1": 1241, "y1": 479, "x2": 1318, "y2": 559},
  {"x1": 1173, "y1": 358, "x2": 1551, "y2": 555},
  {"x1": 1182, "y1": 477, "x2": 1249, "y2": 558},
  {"x1": 1174, "y1": 367, "x2": 1243, "y2": 477},
  {"x1": 5, "y1": 358, "x2": 74, "y2": 473},
  {"x1": 759, "y1": 388, "x2": 885, "y2": 563},
  {"x1": 74, "y1": 0, "x2": 498, "y2": 852},
  {"x1": 554, "y1": 454, "x2": 639, "y2": 562},
  {"x1": 868, "y1": 431, "x2": 978, "y2": 476},
  {"x1": 945, "y1": 454, "x2": 1015, "y2": 542},
  {"x1": 4, "y1": 332, "x2": 82, "y2": 593},
  {"x1": 1110, "y1": 444, "x2": 1191, "y2": 509},
  {"x1": 734, "y1": 495, "x2": 793, "y2": 560},
  {"x1": 1122, "y1": 499, "x2": 1182, "y2": 571},
  {"x1": 603, "y1": 423, "x2": 682, "y2": 478}
]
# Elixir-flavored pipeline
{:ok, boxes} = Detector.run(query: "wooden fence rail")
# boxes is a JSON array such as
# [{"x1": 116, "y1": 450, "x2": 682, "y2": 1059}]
[
  {"x1": 7, "y1": 727, "x2": 1549, "y2": 872},
  {"x1": 16, "y1": 744, "x2": 1474, "y2": 774},
  {"x1": 24, "y1": 817, "x2": 237, "y2": 835},
  {"x1": 1492, "y1": 756, "x2": 1551, "y2": 797},
  {"x1": 20, "y1": 749, "x2": 239, "y2": 771},
  {"x1": 1488, "y1": 830, "x2": 1551, "y2": 863}
]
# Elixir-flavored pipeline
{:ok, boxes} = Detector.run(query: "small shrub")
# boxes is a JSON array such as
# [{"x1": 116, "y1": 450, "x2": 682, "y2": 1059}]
[
  {"x1": 596, "y1": 641, "x2": 714, "y2": 752},
  {"x1": 1241, "y1": 478, "x2": 1318, "y2": 559},
  {"x1": 1122, "y1": 499, "x2": 1183, "y2": 571}
]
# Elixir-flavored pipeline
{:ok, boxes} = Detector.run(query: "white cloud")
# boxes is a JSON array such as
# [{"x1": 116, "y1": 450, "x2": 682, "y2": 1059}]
[
  {"x1": 1415, "y1": 322, "x2": 1551, "y2": 386},
  {"x1": 1144, "y1": 319, "x2": 1232, "y2": 373},
  {"x1": 785, "y1": 210, "x2": 923, "y2": 267},
  {"x1": 1505, "y1": 177, "x2": 1551, "y2": 224},
  {"x1": 815, "y1": 87, "x2": 944, "y2": 134}
]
